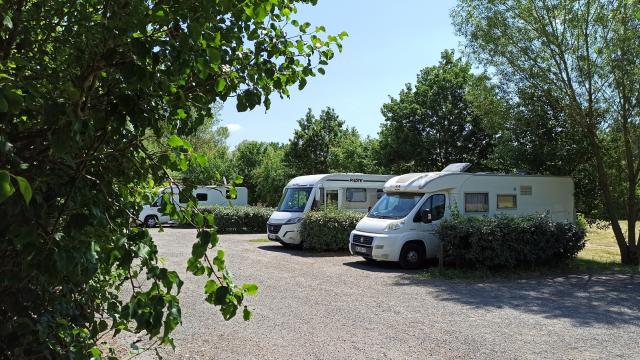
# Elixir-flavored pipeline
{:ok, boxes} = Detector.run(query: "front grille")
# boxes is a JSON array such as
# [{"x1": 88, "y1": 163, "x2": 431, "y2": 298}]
[
  {"x1": 352, "y1": 234, "x2": 373, "y2": 246},
  {"x1": 267, "y1": 224, "x2": 282, "y2": 234}
]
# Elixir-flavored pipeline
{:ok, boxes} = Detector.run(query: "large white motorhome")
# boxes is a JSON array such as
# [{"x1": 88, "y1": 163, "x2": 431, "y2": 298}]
[
  {"x1": 267, "y1": 173, "x2": 395, "y2": 245},
  {"x1": 349, "y1": 163, "x2": 575, "y2": 268},
  {"x1": 138, "y1": 185, "x2": 248, "y2": 227}
]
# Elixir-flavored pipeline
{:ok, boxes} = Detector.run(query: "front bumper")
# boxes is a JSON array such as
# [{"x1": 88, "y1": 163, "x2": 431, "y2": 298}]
[
  {"x1": 266, "y1": 222, "x2": 301, "y2": 244},
  {"x1": 349, "y1": 230, "x2": 403, "y2": 262}
]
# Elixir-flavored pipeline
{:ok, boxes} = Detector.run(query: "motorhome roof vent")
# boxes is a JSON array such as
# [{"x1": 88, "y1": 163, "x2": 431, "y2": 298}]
[{"x1": 441, "y1": 163, "x2": 472, "y2": 173}]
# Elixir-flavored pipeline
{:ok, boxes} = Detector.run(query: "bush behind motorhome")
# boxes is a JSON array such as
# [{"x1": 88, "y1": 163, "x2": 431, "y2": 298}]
[
  {"x1": 200, "y1": 206, "x2": 273, "y2": 234},
  {"x1": 300, "y1": 209, "x2": 364, "y2": 251},
  {"x1": 437, "y1": 215, "x2": 586, "y2": 269}
]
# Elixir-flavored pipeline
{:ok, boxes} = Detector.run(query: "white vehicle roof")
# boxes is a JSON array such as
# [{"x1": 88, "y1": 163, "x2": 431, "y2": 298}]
[
  {"x1": 384, "y1": 163, "x2": 572, "y2": 193},
  {"x1": 286, "y1": 173, "x2": 394, "y2": 187}
]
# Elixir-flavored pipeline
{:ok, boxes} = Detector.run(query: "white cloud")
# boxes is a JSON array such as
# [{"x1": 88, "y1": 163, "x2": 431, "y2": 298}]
[{"x1": 224, "y1": 123, "x2": 242, "y2": 133}]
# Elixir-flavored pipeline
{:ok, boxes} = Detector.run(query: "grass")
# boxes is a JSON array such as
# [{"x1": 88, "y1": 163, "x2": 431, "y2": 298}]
[
  {"x1": 422, "y1": 221, "x2": 639, "y2": 280},
  {"x1": 249, "y1": 237, "x2": 271, "y2": 243}
]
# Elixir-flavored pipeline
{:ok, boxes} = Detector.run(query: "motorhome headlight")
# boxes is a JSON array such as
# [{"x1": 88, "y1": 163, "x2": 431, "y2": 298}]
[
  {"x1": 284, "y1": 217, "x2": 303, "y2": 224},
  {"x1": 384, "y1": 220, "x2": 405, "y2": 231}
]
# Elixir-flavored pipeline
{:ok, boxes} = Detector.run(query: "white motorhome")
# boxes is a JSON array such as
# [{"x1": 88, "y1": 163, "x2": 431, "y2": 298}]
[
  {"x1": 267, "y1": 173, "x2": 395, "y2": 245},
  {"x1": 138, "y1": 185, "x2": 248, "y2": 227},
  {"x1": 349, "y1": 163, "x2": 575, "y2": 268}
]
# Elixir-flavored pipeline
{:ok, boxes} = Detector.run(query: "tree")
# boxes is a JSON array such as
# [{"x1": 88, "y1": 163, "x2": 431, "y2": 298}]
[
  {"x1": 377, "y1": 50, "x2": 497, "y2": 173},
  {"x1": 453, "y1": 0, "x2": 640, "y2": 265},
  {"x1": 489, "y1": 87, "x2": 601, "y2": 217},
  {"x1": 182, "y1": 110, "x2": 237, "y2": 185},
  {"x1": 0, "y1": 0, "x2": 345, "y2": 357},
  {"x1": 328, "y1": 129, "x2": 382, "y2": 173},
  {"x1": 285, "y1": 107, "x2": 347, "y2": 174},
  {"x1": 233, "y1": 140, "x2": 278, "y2": 203},
  {"x1": 252, "y1": 145, "x2": 292, "y2": 206}
]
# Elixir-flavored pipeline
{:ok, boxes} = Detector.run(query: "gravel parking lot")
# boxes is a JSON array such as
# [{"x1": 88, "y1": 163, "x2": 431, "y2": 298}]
[{"x1": 123, "y1": 229, "x2": 640, "y2": 359}]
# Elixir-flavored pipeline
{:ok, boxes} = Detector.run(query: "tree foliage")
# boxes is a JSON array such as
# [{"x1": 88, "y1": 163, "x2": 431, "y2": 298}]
[
  {"x1": 232, "y1": 140, "x2": 279, "y2": 203},
  {"x1": 378, "y1": 50, "x2": 497, "y2": 173},
  {"x1": 0, "y1": 0, "x2": 344, "y2": 357},
  {"x1": 328, "y1": 129, "x2": 382, "y2": 173},
  {"x1": 252, "y1": 145, "x2": 292, "y2": 206},
  {"x1": 453, "y1": 0, "x2": 640, "y2": 264},
  {"x1": 284, "y1": 107, "x2": 347, "y2": 174}
]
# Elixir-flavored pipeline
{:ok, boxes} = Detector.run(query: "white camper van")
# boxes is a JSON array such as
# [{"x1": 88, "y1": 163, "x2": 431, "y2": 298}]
[
  {"x1": 138, "y1": 185, "x2": 248, "y2": 227},
  {"x1": 349, "y1": 163, "x2": 575, "y2": 268},
  {"x1": 267, "y1": 173, "x2": 395, "y2": 245}
]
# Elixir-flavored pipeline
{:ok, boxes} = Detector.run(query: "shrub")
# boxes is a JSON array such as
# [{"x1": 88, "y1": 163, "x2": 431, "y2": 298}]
[
  {"x1": 300, "y1": 209, "x2": 365, "y2": 251},
  {"x1": 200, "y1": 206, "x2": 273, "y2": 234},
  {"x1": 437, "y1": 215, "x2": 586, "y2": 269}
]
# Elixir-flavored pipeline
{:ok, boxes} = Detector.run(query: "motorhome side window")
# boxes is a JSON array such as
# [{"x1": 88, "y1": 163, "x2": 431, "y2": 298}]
[
  {"x1": 497, "y1": 194, "x2": 517, "y2": 209},
  {"x1": 196, "y1": 193, "x2": 208, "y2": 202},
  {"x1": 414, "y1": 194, "x2": 446, "y2": 222},
  {"x1": 346, "y1": 188, "x2": 366, "y2": 202},
  {"x1": 465, "y1": 193, "x2": 489, "y2": 212}
]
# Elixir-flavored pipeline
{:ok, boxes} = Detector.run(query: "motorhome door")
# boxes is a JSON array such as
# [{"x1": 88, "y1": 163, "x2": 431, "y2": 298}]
[{"x1": 413, "y1": 194, "x2": 446, "y2": 257}]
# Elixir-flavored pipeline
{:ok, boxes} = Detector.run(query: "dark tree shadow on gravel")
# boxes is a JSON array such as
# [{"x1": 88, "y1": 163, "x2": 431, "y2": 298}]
[
  {"x1": 342, "y1": 260, "x2": 424, "y2": 274},
  {"x1": 257, "y1": 244, "x2": 353, "y2": 258},
  {"x1": 395, "y1": 272, "x2": 640, "y2": 327}
]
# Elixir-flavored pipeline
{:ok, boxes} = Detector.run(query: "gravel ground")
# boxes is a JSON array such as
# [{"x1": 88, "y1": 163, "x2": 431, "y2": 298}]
[{"x1": 119, "y1": 228, "x2": 640, "y2": 359}]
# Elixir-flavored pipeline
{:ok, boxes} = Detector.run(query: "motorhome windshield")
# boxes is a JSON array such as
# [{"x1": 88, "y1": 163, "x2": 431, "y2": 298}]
[
  {"x1": 277, "y1": 187, "x2": 312, "y2": 212},
  {"x1": 368, "y1": 193, "x2": 423, "y2": 219}
]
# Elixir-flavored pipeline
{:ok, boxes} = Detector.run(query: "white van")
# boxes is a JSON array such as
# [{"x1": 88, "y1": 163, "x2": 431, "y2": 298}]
[
  {"x1": 267, "y1": 173, "x2": 395, "y2": 245},
  {"x1": 349, "y1": 163, "x2": 575, "y2": 268},
  {"x1": 138, "y1": 185, "x2": 248, "y2": 227}
]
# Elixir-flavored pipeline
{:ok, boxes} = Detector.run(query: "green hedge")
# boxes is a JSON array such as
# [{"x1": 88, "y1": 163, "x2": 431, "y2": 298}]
[
  {"x1": 300, "y1": 209, "x2": 365, "y2": 251},
  {"x1": 437, "y1": 215, "x2": 586, "y2": 269},
  {"x1": 200, "y1": 206, "x2": 273, "y2": 234}
]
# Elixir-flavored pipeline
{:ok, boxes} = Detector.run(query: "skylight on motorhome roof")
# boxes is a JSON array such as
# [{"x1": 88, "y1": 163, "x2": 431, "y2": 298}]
[{"x1": 441, "y1": 163, "x2": 472, "y2": 173}]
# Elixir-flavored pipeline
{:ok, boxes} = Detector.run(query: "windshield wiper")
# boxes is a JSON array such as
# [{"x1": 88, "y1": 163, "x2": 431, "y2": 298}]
[{"x1": 370, "y1": 214, "x2": 396, "y2": 219}]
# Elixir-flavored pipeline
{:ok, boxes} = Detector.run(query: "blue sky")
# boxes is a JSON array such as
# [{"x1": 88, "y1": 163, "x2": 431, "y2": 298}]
[{"x1": 220, "y1": 0, "x2": 461, "y2": 148}]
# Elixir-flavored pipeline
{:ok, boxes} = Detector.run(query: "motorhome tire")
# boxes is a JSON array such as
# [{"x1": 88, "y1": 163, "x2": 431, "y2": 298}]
[
  {"x1": 399, "y1": 243, "x2": 425, "y2": 269},
  {"x1": 144, "y1": 215, "x2": 159, "y2": 228}
]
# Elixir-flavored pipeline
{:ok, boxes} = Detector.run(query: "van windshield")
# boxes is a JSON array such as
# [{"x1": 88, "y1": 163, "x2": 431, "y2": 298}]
[
  {"x1": 368, "y1": 193, "x2": 423, "y2": 219},
  {"x1": 277, "y1": 187, "x2": 312, "y2": 212}
]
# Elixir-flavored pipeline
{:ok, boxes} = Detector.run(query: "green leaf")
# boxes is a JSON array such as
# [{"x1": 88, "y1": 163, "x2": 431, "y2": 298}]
[
  {"x1": 167, "y1": 135, "x2": 183, "y2": 148},
  {"x1": 298, "y1": 77, "x2": 307, "y2": 90},
  {"x1": 242, "y1": 283, "x2": 258, "y2": 296},
  {"x1": 3, "y1": 15, "x2": 12, "y2": 29},
  {"x1": 204, "y1": 279, "x2": 219, "y2": 294},
  {"x1": 15, "y1": 176, "x2": 32, "y2": 205},
  {"x1": 243, "y1": 307, "x2": 252, "y2": 321},
  {"x1": 0, "y1": 171, "x2": 15, "y2": 203},
  {"x1": 212, "y1": 249, "x2": 225, "y2": 271},
  {"x1": 216, "y1": 78, "x2": 226, "y2": 92}
]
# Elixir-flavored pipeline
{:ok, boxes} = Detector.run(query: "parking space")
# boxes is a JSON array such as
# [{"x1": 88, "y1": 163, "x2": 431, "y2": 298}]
[{"x1": 124, "y1": 229, "x2": 640, "y2": 359}]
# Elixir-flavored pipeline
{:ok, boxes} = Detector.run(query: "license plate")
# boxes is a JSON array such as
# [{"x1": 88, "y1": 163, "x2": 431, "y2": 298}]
[
  {"x1": 268, "y1": 234, "x2": 277, "y2": 240},
  {"x1": 354, "y1": 246, "x2": 367, "y2": 253}
]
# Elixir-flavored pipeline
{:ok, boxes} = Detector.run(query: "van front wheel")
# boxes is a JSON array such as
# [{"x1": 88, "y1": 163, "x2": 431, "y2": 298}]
[
  {"x1": 144, "y1": 215, "x2": 159, "y2": 228},
  {"x1": 399, "y1": 243, "x2": 425, "y2": 269}
]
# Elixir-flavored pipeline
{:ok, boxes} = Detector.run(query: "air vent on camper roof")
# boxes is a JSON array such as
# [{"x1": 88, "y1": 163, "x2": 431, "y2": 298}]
[{"x1": 441, "y1": 163, "x2": 472, "y2": 173}]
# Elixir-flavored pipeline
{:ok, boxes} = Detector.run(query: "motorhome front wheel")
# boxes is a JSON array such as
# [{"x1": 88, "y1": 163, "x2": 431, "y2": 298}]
[
  {"x1": 399, "y1": 243, "x2": 425, "y2": 269},
  {"x1": 144, "y1": 215, "x2": 158, "y2": 228}
]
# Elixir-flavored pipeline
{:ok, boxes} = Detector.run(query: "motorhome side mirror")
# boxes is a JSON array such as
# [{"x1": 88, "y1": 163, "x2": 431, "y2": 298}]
[{"x1": 421, "y1": 209, "x2": 432, "y2": 223}]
